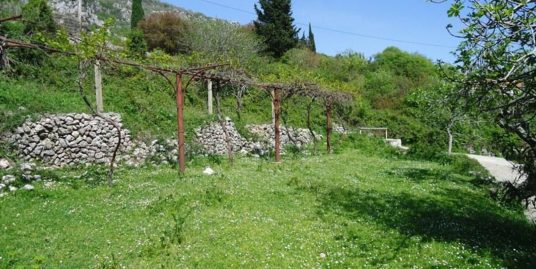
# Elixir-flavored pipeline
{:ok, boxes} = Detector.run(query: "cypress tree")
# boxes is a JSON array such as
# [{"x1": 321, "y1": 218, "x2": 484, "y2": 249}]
[
  {"x1": 308, "y1": 23, "x2": 316, "y2": 52},
  {"x1": 299, "y1": 32, "x2": 307, "y2": 48},
  {"x1": 254, "y1": 0, "x2": 299, "y2": 58},
  {"x1": 129, "y1": 0, "x2": 146, "y2": 58},
  {"x1": 131, "y1": 0, "x2": 144, "y2": 29}
]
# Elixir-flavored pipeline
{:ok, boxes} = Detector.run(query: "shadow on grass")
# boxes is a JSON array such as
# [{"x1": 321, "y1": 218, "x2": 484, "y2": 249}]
[
  {"x1": 316, "y1": 184, "x2": 536, "y2": 268},
  {"x1": 388, "y1": 167, "x2": 494, "y2": 188},
  {"x1": 387, "y1": 167, "x2": 450, "y2": 181}
]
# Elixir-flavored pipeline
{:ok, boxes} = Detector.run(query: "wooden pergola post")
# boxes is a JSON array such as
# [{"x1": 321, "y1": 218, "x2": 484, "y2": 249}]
[
  {"x1": 325, "y1": 97, "x2": 333, "y2": 154},
  {"x1": 207, "y1": 79, "x2": 213, "y2": 115},
  {"x1": 273, "y1": 88, "x2": 282, "y2": 162},
  {"x1": 95, "y1": 59, "x2": 103, "y2": 113},
  {"x1": 176, "y1": 73, "x2": 186, "y2": 173}
]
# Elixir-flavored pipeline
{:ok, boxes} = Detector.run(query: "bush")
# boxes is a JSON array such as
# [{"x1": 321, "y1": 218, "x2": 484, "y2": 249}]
[
  {"x1": 127, "y1": 29, "x2": 147, "y2": 59},
  {"x1": 138, "y1": 12, "x2": 190, "y2": 55},
  {"x1": 406, "y1": 140, "x2": 446, "y2": 161},
  {"x1": 445, "y1": 155, "x2": 487, "y2": 176},
  {"x1": 21, "y1": 0, "x2": 56, "y2": 36},
  {"x1": 334, "y1": 133, "x2": 401, "y2": 158}
]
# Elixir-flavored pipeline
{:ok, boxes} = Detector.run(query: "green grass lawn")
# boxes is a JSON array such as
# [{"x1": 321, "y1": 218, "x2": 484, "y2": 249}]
[{"x1": 1, "y1": 149, "x2": 535, "y2": 268}]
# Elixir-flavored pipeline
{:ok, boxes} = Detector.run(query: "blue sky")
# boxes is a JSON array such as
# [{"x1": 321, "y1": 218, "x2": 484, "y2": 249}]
[{"x1": 163, "y1": 0, "x2": 461, "y2": 62}]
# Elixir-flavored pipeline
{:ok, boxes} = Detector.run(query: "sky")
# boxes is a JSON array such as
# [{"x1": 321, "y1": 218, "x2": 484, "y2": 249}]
[{"x1": 163, "y1": 0, "x2": 461, "y2": 62}]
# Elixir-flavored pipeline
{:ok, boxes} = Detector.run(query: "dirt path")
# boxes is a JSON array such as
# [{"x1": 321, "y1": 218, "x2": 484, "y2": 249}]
[{"x1": 467, "y1": 154, "x2": 535, "y2": 222}]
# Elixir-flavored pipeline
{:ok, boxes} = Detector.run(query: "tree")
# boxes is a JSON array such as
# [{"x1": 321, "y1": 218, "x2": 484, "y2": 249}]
[
  {"x1": 186, "y1": 19, "x2": 263, "y2": 68},
  {"x1": 128, "y1": 0, "x2": 146, "y2": 58},
  {"x1": 130, "y1": 0, "x2": 144, "y2": 29},
  {"x1": 407, "y1": 76, "x2": 466, "y2": 155},
  {"x1": 138, "y1": 12, "x2": 189, "y2": 54},
  {"x1": 307, "y1": 23, "x2": 316, "y2": 52},
  {"x1": 298, "y1": 32, "x2": 307, "y2": 48},
  {"x1": 254, "y1": 0, "x2": 299, "y2": 58},
  {"x1": 445, "y1": 0, "x2": 536, "y2": 201}
]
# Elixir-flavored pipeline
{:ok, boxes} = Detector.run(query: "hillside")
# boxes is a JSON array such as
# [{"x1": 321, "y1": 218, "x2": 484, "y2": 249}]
[{"x1": 1, "y1": 1, "x2": 536, "y2": 267}]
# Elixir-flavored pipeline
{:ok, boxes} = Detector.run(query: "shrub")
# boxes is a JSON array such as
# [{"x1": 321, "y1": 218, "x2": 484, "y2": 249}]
[
  {"x1": 138, "y1": 12, "x2": 190, "y2": 55},
  {"x1": 406, "y1": 139, "x2": 446, "y2": 161},
  {"x1": 21, "y1": 0, "x2": 56, "y2": 36},
  {"x1": 335, "y1": 133, "x2": 401, "y2": 158},
  {"x1": 127, "y1": 29, "x2": 147, "y2": 59}
]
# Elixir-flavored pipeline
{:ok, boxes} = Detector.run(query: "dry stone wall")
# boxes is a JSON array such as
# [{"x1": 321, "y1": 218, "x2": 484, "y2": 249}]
[
  {"x1": 3, "y1": 113, "x2": 321, "y2": 168},
  {"x1": 193, "y1": 121, "x2": 319, "y2": 156},
  {"x1": 7, "y1": 113, "x2": 132, "y2": 167},
  {"x1": 194, "y1": 118, "x2": 249, "y2": 155},
  {"x1": 246, "y1": 124, "x2": 319, "y2": 150}
]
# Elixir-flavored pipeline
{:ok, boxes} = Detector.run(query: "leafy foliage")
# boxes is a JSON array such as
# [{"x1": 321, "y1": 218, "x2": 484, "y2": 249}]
[
  {"x1": 21, "y1": 0, "x2": 56, "y2": 36},
  {"x1": 254, "y1": 0, "x2": 299, "y2": 58},
  {"x1": 138, "y1": 12, "x2": 190, "y2": 54},
  {"x1": 127, "y1": 29, "x2": 148, "y2": 59},
  {"x1": 185, "y1": 19, "x2": 264, "y2": 69},
  {"x1": 447, "y1": 0, "x2": 536, "y2": 200}
]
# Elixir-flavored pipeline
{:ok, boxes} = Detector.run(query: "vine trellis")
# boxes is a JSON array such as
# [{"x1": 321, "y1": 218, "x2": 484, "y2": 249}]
[{"x1": 1, "y1": 27, "x2": 353, "y2": 177}]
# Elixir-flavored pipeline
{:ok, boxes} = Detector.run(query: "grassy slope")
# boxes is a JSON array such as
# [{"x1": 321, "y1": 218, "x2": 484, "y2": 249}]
[
  {"x1": 1, "y1": 147, "x2": 534, "y2": 268},
  {"x1": 0, "y1": 65, "x2": 327, "y2": 142}
]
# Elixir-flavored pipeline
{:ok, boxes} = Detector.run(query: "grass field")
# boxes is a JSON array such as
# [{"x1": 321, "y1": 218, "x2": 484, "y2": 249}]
[{"x1": 1, "y1": 147, "x2": 535, "y2": 268}]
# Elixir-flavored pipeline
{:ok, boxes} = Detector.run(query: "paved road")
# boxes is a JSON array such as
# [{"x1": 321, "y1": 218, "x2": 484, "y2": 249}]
[
  {"x1": 466, "y1": 154, "x2": 535, "y2": 223},
  {"x1": 467, "y1": 154, "x2": 525, "y2": 184}
]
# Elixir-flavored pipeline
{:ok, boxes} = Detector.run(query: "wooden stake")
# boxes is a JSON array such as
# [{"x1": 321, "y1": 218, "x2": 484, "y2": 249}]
[
  {"x1": 273, "y1": 88, "x2": 282, "y2": 162},
  {"x1": 326, "y1": 98, "x2": 333, "y2": 154},
  {"x1": 94, "y1": 59, "x2": 103, "y2": 113},
  {"x1": 176, "y1": 73, "x2": 186, "y2": 173},
  {"x1": 271, "y1": 89, "x2": 275, "y2": 124},
  {"x1": 207, "y1": 79, "x2": 213, "y2": 115}
]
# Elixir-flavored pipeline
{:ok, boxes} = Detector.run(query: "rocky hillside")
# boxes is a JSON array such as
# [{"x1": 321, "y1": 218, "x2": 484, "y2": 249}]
[
  {"x1": 88, "y1": 0, "x2": 206, "y2": 25},
  {"x1": 1, "y1": 0, "x2": 208, "y2": 30}
]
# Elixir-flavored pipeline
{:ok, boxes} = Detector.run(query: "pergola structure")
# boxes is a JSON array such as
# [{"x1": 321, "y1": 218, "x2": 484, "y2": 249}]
[{"x1": 0, "y1": 33, "x2": 354, "y2": 175}]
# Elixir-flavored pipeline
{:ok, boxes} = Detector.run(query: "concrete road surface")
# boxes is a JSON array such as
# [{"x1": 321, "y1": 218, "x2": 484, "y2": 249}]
[{"x1": 467, "y1": 154, "x2": 535, "y2": 223}]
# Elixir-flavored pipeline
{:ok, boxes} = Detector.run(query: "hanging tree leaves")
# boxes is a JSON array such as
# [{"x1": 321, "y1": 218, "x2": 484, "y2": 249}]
[{"x1": 445, "y1": 0, "x2": 536, "y2": 202}]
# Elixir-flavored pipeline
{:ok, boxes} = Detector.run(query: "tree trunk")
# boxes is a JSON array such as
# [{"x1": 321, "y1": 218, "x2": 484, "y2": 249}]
[
  {"x1": 306, "y1": 98, "x2": 318, "y2": 154},
  {"x1": 234, "y1": 85, "x2": 245, "y2": 121},
  {"x1": 0, "y1": 48, "x2": 9, "y2": 70},
  {"x1": 325, "y1": 98, "x2": 333, "y2": 154},
  {"x1": 215, "y1": 81, "x2": 233, "y2": 164}
]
